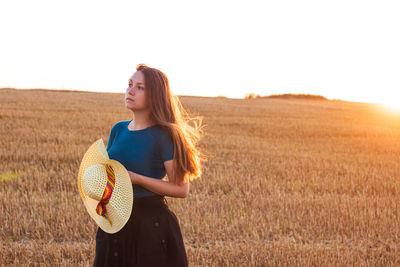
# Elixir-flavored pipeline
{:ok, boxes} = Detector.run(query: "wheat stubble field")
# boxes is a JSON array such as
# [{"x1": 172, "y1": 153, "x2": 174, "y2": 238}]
[{"x1": 1, "y1": 88, "x2": 400, "y2": 266}]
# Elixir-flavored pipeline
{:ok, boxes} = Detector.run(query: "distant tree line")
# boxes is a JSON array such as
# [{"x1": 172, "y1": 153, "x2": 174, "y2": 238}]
[{"x1": 244, "y1": 93, "x2": 327, "y2": 100}]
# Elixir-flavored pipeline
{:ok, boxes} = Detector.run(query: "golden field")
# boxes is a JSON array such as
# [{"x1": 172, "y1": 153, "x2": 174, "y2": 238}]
[{"x1": 1, "y1": 88, "x2": 400, "y2": 266}]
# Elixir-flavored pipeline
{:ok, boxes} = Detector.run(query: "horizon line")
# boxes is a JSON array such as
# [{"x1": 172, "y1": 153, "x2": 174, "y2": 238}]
[{"x1": 0, "y1": 86, "x2": 386, "y2": 106}]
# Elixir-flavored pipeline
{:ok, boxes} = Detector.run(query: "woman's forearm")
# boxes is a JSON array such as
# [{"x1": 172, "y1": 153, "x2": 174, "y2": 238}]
[{"x1": 128, "y1": 171, "x2": 189, "y2": 198}]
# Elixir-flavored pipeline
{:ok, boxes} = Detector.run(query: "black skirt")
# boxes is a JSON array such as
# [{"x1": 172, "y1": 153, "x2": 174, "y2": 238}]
[{"x1": 93, "y1": 195, "x2": 188, "y2": 267}]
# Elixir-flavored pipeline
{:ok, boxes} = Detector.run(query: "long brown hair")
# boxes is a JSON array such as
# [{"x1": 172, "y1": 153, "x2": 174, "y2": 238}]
[{"x1": 135, "y1": 64, "x2": 206, "y2": 184}]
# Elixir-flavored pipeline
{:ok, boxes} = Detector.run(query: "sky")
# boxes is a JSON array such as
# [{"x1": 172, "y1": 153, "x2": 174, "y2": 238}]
[{"x1": 1, "y1": 0, "x2": 399, "y2": 107}]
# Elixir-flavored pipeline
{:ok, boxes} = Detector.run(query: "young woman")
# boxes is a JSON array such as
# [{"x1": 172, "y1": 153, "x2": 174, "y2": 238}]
[{"x1": 93, "y1": 64, "x2": 205, "y2": 266}]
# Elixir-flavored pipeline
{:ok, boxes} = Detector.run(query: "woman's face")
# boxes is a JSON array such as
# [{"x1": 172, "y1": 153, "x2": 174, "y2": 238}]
[{"x1": 125, "y1": 71, "x2": 149, "y2": 111}]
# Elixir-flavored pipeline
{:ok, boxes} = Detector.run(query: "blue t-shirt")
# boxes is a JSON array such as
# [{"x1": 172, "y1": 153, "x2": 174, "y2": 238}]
[{"x1": 106, "y1": 120, "x2": 174, "y2": 198}]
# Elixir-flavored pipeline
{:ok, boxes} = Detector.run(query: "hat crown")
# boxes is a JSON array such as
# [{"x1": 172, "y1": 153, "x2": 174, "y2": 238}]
[{"x1": 82, "y1": 164, "x2": 108, "y2": 201}]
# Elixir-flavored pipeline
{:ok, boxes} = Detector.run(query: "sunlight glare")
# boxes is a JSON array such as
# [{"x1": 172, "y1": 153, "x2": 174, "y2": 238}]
[{"x1": 382, "y1": 99, "x2": 400, "y2": 112}]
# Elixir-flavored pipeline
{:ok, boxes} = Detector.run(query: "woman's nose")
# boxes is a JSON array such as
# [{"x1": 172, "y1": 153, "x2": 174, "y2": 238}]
[{"x1": 127, "y1": 87, "x2": 136, "y2": 95}]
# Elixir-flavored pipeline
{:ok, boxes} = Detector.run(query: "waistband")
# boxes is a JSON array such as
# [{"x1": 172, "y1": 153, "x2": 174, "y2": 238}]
[{"x1": 133, "y1": 195, "x2": 169, "y2": 207}]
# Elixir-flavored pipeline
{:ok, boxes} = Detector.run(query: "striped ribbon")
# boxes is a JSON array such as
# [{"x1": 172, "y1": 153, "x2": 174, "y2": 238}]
[{"x1": 95, "y1": 163, "x2": 116, "y2": 226}]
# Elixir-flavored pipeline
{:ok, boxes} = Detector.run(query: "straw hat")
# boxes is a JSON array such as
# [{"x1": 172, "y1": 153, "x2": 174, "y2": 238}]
[{"x1": 77, "y1": 138, "x2": 133, "y2": 234}]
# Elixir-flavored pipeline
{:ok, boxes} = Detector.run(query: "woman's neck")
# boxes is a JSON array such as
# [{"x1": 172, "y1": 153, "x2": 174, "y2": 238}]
[{"x1": 130, "y1": 111, "x2": 155, "y2": 130}]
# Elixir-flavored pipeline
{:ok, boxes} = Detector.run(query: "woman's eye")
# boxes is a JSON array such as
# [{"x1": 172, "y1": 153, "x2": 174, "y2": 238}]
[{"x1": 128, "y1": 84, "x2": 143, "y2": 90}]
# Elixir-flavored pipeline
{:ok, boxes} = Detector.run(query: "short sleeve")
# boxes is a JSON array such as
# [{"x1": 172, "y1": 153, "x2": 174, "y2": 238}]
[
  {"x1": 106, "y1": 123, "x2": 118, "y2": 152},
  {"x1": 159, "y1": 130, "x2": 174, "y2": 162}
]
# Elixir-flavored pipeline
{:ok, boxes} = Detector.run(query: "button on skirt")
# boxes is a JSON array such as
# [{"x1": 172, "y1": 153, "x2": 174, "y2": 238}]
[{"x1": 93, "y1": 195, "x2": 188, "y2": 267}]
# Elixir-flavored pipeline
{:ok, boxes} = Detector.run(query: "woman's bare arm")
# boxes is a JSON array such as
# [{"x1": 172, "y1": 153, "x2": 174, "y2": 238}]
[{"x1": 128, "y1": 159, "x2": 189, "y2": 198}]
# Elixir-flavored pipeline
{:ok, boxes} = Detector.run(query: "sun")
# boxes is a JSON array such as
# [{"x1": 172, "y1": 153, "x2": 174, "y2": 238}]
[{"x1": 381, "y1": 98, "x2": 400, "y2": 112}]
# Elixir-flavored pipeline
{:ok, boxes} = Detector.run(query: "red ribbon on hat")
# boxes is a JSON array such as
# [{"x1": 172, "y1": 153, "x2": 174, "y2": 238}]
[{"x1": 96, "y1": 163, "x2": 116, "y2": 226}]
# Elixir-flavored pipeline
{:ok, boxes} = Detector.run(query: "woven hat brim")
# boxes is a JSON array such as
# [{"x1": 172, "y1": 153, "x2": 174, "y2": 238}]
[
  {"x1": 84, "y1": 159, "x2": 133, "y2": 233},
  {"x1": 77, "y1": 139, "x2": 109, "y2": 205},
  {"x1": 77, "y1": 139, "x2": 133, "y2": 234}
]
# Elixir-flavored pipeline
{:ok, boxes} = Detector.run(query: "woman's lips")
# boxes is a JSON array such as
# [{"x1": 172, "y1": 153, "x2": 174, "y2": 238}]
[{"x1": 126, "y1": 98, "x2": 134, "y2": 102}]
